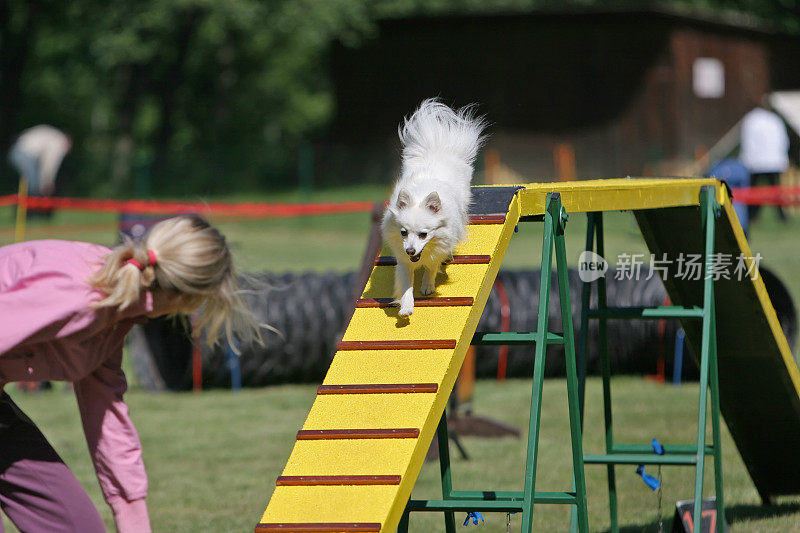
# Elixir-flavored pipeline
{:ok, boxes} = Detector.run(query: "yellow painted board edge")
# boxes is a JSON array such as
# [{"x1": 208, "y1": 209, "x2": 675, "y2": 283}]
[
  {"x1": 380, "y1": 193, "x2": 523, "y2": 531},
  {"x1": 513, "y1": 178, "x2": 723, "y2": 217},
  {"x1": 717, "y1": 185, "x2": 800, "y2": 398}
]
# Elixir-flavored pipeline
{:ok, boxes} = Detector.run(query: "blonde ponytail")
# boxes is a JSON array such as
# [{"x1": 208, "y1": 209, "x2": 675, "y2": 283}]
[
  {"x1": 90, "y1": 215, "x2": 263, "y2": 348},
  {"x1": 89, "y1": 239, "x2": 157, "y2": 311}
]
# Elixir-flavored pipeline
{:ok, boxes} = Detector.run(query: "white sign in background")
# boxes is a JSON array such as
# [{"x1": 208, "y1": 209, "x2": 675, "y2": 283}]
[{"x1": 693, "y1": 57, "x2": 725, "y2": 99}]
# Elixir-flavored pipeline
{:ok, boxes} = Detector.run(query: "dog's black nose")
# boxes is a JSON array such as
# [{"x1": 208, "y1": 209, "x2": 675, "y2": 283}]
[{"x1": 405, "y1": 248, "x2": 416, "y2": 256}]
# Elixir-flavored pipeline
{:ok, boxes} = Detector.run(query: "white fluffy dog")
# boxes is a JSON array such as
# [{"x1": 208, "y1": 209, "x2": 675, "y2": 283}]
[{"x1": 381, "y1": 99, "x2": 487, "y2": 317}]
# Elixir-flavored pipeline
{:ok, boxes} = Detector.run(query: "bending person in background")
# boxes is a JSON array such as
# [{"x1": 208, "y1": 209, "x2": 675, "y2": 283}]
[
  {"x1": 0, "y1": 215, "x2": 262, "y2": 533},
  {"x1": 740, "y1": 101, "x2": 790, "y2": 223},
  {"x1": 8, "y1": 124, "x2": 72, "y2": 196}
]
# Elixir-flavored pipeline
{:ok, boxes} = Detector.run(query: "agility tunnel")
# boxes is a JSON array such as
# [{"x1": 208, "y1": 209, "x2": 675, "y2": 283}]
[
  {"x1": 129, "y1": 270, "x2": 683, "y2": 389},
  {"x1": 251, "y1": 179, "x2": 800, "y2": 532},
  {"x1": 128, "y1": 266, "x2": 797, "y2": 389}
]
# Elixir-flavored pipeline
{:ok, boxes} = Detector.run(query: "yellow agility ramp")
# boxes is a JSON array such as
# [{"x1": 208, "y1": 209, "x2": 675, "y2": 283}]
[{"x1": 257, "y1": 187, "x2": 524, "y2": 532}]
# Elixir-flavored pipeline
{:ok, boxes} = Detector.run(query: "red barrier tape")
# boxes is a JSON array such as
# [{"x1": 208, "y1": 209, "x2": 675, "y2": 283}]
[
  {"x1": 0, "y1": 195, "x2": 18, "y2": 208},
  {"x1": 0, "y1": 185, "x2": 795, "y2": 216},
  {"x1": 731, "y1": 186, "x2": 800, "y2": 207},
  {"x1": 0, "y1": 194, "x2": 375, "y2": 218}
]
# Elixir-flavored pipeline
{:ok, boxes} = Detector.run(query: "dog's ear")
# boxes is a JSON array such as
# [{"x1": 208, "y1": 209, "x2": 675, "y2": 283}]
[
  {"x1": 424, "y1": 192, "x2": 441, "y2": 213},
  {"x1": 396, "y1": 189, "x2": 411, "y2": 209}
]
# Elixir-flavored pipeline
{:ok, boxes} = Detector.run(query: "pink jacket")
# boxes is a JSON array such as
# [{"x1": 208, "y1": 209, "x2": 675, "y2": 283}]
[{"x1": 0, "y1": 240, "x2": 152, "y2": 530}]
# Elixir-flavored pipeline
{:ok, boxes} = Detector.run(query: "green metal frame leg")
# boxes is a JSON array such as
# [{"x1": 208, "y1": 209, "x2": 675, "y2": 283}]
[
  {"x1": 694, "y1": 186, "x2": 725, "y2": 531},
  {"x1": 554, "y1": 202, "x2": 589, "y2": 533},
  {"x1": 437, "y1": 411, "x2": 457, "y2": 533},
  {"x1": 710, "y1": 318, "x2": 726, "y2": 527},
  {"x1": 577, "y1": 211, "x2": 619, "y2": 532},
  {"x1": 692, "y1": 337, "x2": 710, "y2": 531},
  {"x1": 573, "y1": 212, "x2": 598, "y2": 533},
  {"x1": 577, "y1": 212, "x2": 596, "y2": 425},
  {"x1": 520, "y1": 195, "x2": 558, "y2": 532},
  {"x1": 705, "y1": 190, "x2": 727, "y2": 529},
  {"x1": 593, "y1": 213, "x2": 620, "y2": 533}
]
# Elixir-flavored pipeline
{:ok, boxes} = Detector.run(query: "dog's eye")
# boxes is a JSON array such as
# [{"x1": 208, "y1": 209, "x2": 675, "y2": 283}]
[
  {"x1": 400, "y1": 229, "x2": 408, "y2": 237},
  {"x1": 419, "y1": 232, "x2": 427, "y2": 239}
]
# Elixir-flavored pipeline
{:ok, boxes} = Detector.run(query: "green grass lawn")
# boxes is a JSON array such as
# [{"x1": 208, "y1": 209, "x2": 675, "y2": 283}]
[{"x1": 4, "y1": 378, "x2": 800, "y2": 532}]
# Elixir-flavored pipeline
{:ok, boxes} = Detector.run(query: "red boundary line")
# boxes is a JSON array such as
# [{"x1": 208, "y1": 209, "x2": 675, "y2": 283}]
[
  {"x1": 0, "y1": 194, "x2": 375, "y2": 218},
  {"x1": 0, "y1": 186, "x2": 797, "y2": 217},
  {"x1": 729, "y1": 186, "x2": 800, "y2": 206}
]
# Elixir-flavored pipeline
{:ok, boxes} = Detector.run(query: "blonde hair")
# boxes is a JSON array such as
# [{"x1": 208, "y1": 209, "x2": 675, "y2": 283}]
[{"x1": 90, "y1": 215, "x2": 262, "y2": 348}]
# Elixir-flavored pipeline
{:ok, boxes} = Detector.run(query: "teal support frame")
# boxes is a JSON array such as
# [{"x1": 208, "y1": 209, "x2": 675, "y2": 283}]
[
  {"x1": 577, "y1": 186, "x2": 726, "y2": 532},
  {"x1": 400, "y1": 193, "x2": 589, "y2": 532}
]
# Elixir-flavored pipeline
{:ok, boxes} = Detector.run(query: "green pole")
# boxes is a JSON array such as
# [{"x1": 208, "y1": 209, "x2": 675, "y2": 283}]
[
  {"x1": 577, "y1": 212, "x2": 597, "y2": 425},
  {"x1": 595, "y1": 212, "x2": 619, "y2": 532},
  {"x1": 693, "y1": 186, "x2": 717, "y2": 531},
  {"x1": 554, "y1": 202, "x2": 589, "y2": 532},
  {"x1": 436, "y1": 410, "x2": 456, "y2": 533},
  {"x1": 520, "y1": 194, "x2": 557, "y2": 532},
  {"x1": 709, "y1": 301, "x2": 726, "y2": 527}
]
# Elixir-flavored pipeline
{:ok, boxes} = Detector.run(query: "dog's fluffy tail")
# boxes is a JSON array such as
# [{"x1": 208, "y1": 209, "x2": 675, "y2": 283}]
[{"x1": 399, "y1": 98, "x2": 487, "y2": 180}]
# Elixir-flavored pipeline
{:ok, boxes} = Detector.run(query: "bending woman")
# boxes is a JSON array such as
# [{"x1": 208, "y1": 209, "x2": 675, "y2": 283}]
[{"x1": 0, "y1": 215, "x2": 261, "y2": 532}]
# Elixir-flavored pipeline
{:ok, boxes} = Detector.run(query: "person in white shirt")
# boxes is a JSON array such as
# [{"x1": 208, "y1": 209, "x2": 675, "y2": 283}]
[
  {"x1": 740, "y1": 104, "x2": 790, "y2": 222},
  {"x1": 7, "y1": 125, "x2": 72, "y2": 197}
]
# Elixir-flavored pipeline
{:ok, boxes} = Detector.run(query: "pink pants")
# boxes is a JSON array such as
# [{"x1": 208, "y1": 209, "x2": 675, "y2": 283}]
[{"x1": 0, "y1": 393, "x2": 105, "y2": 532}]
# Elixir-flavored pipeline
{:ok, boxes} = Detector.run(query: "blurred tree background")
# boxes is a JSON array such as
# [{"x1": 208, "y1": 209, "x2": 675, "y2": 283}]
[{"x1": 1, "y1": 0, "x2": 797, "y2": 197}]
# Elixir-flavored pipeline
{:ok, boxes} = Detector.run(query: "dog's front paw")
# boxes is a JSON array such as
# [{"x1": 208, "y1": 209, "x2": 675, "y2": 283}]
[
  {"x1": 398, "y1": 293, "x2": 414, "y2": 316},
  {"x1": 421, "y1": 280, "x2": 435, "y2": 296},
  {"x1": 421, "y1": 270, "x2": 437, "y2": 296}
]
